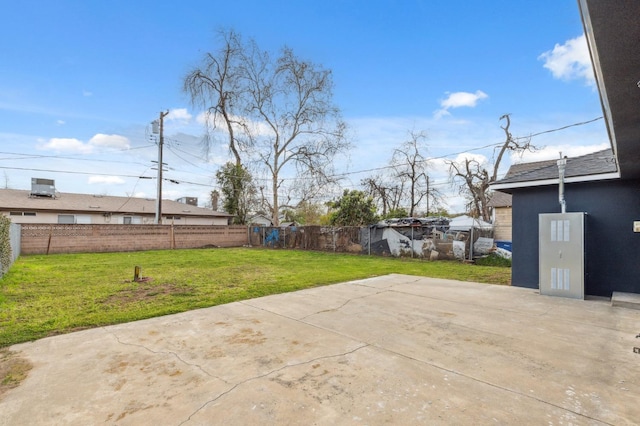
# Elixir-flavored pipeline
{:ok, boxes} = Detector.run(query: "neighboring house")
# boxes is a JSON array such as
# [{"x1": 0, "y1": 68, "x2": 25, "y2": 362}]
[
  {"x1": 487, "y1": 191, "x2": 512, "y2": 242},
  {"x1": 489, "y1": 0, "x2": 640, "y2": 297},
  {"x1": 248, "y1": 214, "x2": 273, "y2": 227},
  {"x1": 0, "y1": 188, "x2": 233, "y2": 225},
  {"x1": 248, "y1": 214, "x2": 294, "y2": 227}
]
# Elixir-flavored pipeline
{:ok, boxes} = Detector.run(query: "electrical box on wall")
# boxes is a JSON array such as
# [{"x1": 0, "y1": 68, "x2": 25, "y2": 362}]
[
  {"x1": 539, "y1": 212, "x2": 585, "y2": 299},
  {"x1": 633, "y1": 221, "x2": 640, "y2": 232}
]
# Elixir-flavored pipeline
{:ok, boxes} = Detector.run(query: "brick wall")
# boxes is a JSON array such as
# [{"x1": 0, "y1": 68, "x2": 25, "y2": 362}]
[{"x1": 20, "y1": 224, "x2": 249, "y2": 255}]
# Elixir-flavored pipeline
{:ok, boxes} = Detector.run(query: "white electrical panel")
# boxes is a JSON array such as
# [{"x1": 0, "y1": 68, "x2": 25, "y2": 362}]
[{"x1": 539, "y1": 213, "x2": 585, "y2": 299}]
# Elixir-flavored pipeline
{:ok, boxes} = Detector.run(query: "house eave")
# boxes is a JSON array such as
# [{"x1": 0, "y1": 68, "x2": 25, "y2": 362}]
[
  {"x1": 577, "y1": 0, "x2": 617, "y2": 161},
  {"x1": 577, "y1": 0, "x2": 640, "y2": 179},
  {"x1": 491, "y1": 171, "x2": 621, "y2": 191}
]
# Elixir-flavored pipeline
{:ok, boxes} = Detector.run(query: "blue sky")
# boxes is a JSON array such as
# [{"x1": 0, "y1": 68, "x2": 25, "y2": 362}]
[{"x1": 0, "y1": 0, "x2": 608, "y2": 212}]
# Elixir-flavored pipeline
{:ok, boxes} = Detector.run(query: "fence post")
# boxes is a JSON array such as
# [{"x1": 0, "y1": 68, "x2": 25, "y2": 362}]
[
  {"x1": 468, "y1": 226, "x2": 474, "y2": 261},
  {"x1": 411, "y1": 226, "x2": 414, "y2": 258},
  {"x1": 46, "y1": 225, "x2": 53, "y2": 255},
  {"x1": 333, "y1": 228, "x2": 336, "y2": 252},
  {"x1": 368, "y1": 226, "x2": 371, "y2": 256}
]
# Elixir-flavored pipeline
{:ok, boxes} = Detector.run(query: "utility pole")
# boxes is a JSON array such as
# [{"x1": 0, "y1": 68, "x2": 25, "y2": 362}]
[{"x1": 153, "y1": 110, "x2": 170, "y2": 224}]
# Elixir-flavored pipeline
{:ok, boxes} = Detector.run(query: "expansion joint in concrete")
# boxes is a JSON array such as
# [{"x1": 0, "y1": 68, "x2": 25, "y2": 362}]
[
  {"x1": 178, "y1": 343, "x2": 370, "y2": 425},
  {"x1": 105, "y1": 329, "x2": 230, "y2": 384}
]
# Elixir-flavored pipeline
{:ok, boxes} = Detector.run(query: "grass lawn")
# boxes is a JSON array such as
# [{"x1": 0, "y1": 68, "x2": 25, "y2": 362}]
[{"x1": 0, "y1": 247, "x2": 510, "y2": 348}]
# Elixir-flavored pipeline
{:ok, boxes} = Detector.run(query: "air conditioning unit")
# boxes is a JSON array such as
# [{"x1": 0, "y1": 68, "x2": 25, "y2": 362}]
[{"x1": 31, "y1": 178, "x2": 56, "y2": 197}]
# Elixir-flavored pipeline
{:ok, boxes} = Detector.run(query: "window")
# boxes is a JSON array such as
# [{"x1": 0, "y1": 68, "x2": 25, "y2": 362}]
[
  {"x1": 76, "y1": 215, "x2": 91, "y2": 224},
  {"x1": 58, "y1": 215, "x2": 75, "y2": 224},
  {"x1": 9, "y1": 212, "x2": 21, "y2": 216},
  {"x1": 23, "y1": 212, "x2": 36, "y2": 216},
  {"x1": 123, "y1": 216, "x2": 142, "y2": 224}
]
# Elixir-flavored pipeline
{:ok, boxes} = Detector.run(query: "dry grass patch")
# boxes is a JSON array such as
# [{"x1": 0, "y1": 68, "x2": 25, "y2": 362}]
[
  {"x1": 0, "y1": 349, "x2": 33, "y2": 399},
  {"x1": 101, "y1": 282, "x2": 197, "y2": 306}
]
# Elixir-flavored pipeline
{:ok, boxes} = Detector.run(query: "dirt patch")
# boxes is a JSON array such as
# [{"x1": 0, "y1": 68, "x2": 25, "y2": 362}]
[
  {"x1": 0, "y1": 349, "x2": 33, "y2": 400},
  {"x1": 224, "y1": 327, "x2": 267, "y2": 345},
  {"x1": 102, "y1": 283, "x2": 195, "y2": 305}
]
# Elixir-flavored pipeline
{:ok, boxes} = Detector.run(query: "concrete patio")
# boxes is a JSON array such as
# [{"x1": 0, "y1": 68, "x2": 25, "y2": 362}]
[{"x1": 1, "y1": 274, "x2": 639, "y2": 425}]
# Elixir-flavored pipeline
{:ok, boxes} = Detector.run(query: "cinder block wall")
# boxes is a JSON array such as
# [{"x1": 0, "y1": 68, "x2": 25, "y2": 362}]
[{"x1": 20, "y1": 224, "x2": 249, "y2": 255}]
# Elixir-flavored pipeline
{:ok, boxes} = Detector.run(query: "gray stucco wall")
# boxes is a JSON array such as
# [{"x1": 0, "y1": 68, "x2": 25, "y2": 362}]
[{"x1": 511, "y1": 179, "x2": 640, "y2": 297}]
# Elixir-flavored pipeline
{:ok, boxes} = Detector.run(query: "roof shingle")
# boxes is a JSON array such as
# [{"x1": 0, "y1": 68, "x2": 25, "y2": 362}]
[
  {"x1": 0, "y1": 189, "x2": 232, "y2": 217},
  {"x1": 493, "y1": 149, "x2": 617, "y2": 186}
]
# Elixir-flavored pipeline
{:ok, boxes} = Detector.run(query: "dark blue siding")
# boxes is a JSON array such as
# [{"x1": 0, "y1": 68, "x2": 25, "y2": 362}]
[{"x1": 511, "y1": 179, "x2": 640, "y2": 296}]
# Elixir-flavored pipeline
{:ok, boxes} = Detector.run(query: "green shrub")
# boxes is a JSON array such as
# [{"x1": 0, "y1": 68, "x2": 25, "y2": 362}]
[
  {"x1": 0, "y1": 215, "x2": 12, "y2": 275},
  {"x1": 475, "y1": 253, "x2": 511, "y2": 267}
]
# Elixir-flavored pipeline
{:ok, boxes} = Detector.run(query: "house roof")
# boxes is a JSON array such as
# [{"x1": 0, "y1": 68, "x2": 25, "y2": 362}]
[
  {"x1": 488, "y1": 191, "x2": 512, "y2": 208},
  {"x1": 0, "y1": 188, "x2": 233, "y2": 218},
  {"x1": 491, "y1": 149, "x2": 619, "y2": 191},
  {"x1": 578, "y1": 0, "x2": 640, "y2": 179}
]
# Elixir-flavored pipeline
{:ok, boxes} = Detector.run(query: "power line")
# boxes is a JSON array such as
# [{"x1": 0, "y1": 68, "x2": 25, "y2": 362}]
[
  {"x1": 328, "y1": 116, "x2": 605, "y2": 180},
  {"x1": 0, "y1": 165, "x2": 149, "y2": 179},
  {"x1": 0, "y1": 146, "x2": 155, "y2": 164},
  {"x1": 515, "y1": 116, "x2": 603, "y2": 140},
  {"x1": 1, "y1": 116, "x2": 604, "y2": 192}
]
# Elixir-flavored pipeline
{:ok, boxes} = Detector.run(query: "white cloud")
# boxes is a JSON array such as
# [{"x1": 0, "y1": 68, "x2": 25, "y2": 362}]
[
  {"x1": 427, "y1": 157, "x2": 454, "y2": 176},
  {"x1": 39, "y1": 134, "x2": 130, "y2": 154},
  {"x1": 88, "y1": 176, "x2": 125, "y2": 184},
  {"x1": 56, "y1": 120, "x2": 65, "y2": 126},
  {"x1": 452, "y1": 152, "x2": 489, "y2": 166},
  {"x1": 196, "y1": 111, "x2": 212, "y2": 126},
  {"x1": 435, "y1": 90, "x2": 488, "y2": 119},
  {"x1": 88, "y1": 134, "x2": 130, "y2": 150},
  {"x1": 167, "y1": 108, "x2": 193, "y2": 123},
  {"x1": 83, "y1": 90, "x2": 93, "y2": 97},
  {"x1": 538, "y1": 34, "x2": 595, "y2": 86},
  {"x1": 40, "y1": 138, "x2": 93, "y2": 154},
  {"x1": 514, "y1": 142, "x2": 609, "y2": 163}
]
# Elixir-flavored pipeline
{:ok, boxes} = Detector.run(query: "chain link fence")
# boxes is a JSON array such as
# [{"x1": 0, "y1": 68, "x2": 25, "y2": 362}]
[{"x1": 249, "y1": 222, "x2": 508, "y2": 261}]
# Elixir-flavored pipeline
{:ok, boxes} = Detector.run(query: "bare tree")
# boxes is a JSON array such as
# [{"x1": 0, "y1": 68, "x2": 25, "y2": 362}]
[
  {"x1": 362, "y1": 130, "x2": 441, "y2": 218},
  {"x1": 241, "y1": 46, "x2": 349, "y2": 225},
  {"x1": 185, "y1": 30, "x2": 348, "y2": 226},
  {"x1": 391, "y1": 130, "x2": 442, "y2": 217},
  {"x1": 184, "y1": 30, "x2": 254, "y2": 222},
  {"x1": 184, "y1": 29, "x2": 248, "y2": 166},
  {"x1": 449, "y1": 158, "x2": 492, "y2": 220},
  {"x1": 492, "y1": 114, "x2": 535, "y2": 181},
  {"x1": 448, "y1": 114, "x2": 536, "y2": 221},
  {"x1": 361, "y1": 175, "x2": 404, "y2": 216}
]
